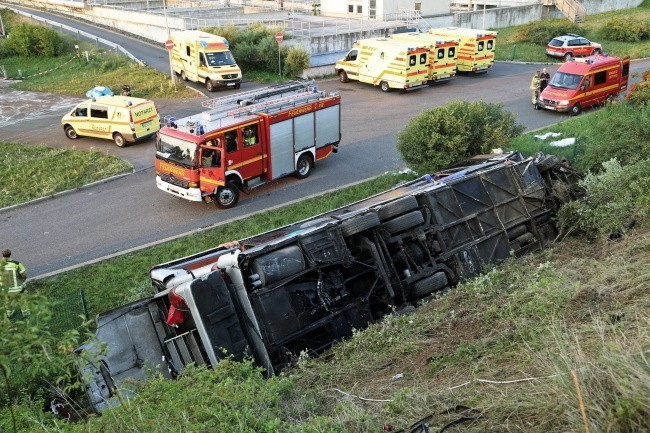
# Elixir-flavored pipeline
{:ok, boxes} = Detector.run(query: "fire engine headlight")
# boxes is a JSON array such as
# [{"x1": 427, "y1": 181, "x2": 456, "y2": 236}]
[
  {"x1": 558, "y1": 100, "x2": 570, "y2": 106},
  {"x1": 188, "y1": 181, "x2": 199, "y2": 188}
]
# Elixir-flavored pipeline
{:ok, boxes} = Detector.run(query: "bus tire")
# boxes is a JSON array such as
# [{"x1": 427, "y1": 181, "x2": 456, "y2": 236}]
[
  {"x1": 206, "y1": 79, "x2": 215, "y2": 92},
  {"x1": 338, "y1": 70, "x2": 348, "y2": 83},
  {"x1": 341, "y1": 212, "x2": 380, "y2": 237},
  {"x1": 378, "y1": 196, "x2": 419, "y2": 221},
  {"x1": 411, "y1": 272, "x2": 448, "y2": 297},
  {"x1": 382, "y1": 210, "x2": 424, "y2": 235},
  {"x1": 380, "y1": 81, "x2": 390, "y2": 92}
]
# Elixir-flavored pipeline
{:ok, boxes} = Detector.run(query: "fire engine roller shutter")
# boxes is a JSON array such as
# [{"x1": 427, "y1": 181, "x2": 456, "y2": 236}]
[
  {"x1": 315, "y1": 105, "x2": 340, "y2": 148},
  {"x1": 269, "y1": 120, "x2": 296, "y2": 178},
  {"x1": 294, "y1": 113, "x2": 314, "y2": 152}
]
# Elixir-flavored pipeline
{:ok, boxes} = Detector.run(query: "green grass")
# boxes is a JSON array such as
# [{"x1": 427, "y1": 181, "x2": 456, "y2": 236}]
[
  {"x1": 495, "y1": 1, "x2": 650, "y2": 62},
  {"x1": 0, "y1": 142, "x2": 132, "y2": 208},
  {"x1": 7, "y1": 52, "x2": 197, "y2": 99}
]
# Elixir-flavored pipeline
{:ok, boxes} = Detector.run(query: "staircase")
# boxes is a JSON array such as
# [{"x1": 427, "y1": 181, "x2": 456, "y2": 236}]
[{"x1": 550, "y1": 0, "x2": 586, "y2": 23}]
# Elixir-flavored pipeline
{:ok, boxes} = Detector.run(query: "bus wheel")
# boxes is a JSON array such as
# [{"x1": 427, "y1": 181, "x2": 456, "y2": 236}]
[
  {"x1": 295, "y1": 154, "x2": 312, "y2": 179},
  {"x1": 380, "y1": 81, "x2": 390, "y2": 92},
  {"x1": 215, "y1": 182, "x2": 239, "y2": 209},
  {"x1": 569, "y1": 104, "x2": 581, "y2": 116},
  {"x1": 113, "y1": 133, "x2": 126, "y2": 147},
  {"x1": 206, "y1": 79, "x2": 215, "y2": 92},
  {"x1": 338, "y1": 70, "x2": 348, "y2": 83}
]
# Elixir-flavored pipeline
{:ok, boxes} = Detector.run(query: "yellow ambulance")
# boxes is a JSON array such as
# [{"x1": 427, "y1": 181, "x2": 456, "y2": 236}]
[
  {"x1": 390, "y1": 32, "x2": 459, "y2": 83},
  {"x1": 428, "y1": 27, "x2": 497, "y2": 73},
  {"x1": 170, "y1": 30, "x2": 242, "y2": 92},
  {"x1": 62, "y1": 95, "x2": 160, "y2": 147},
  {"x1": 335, "y1": 38, "x2": 430, "y2": 92}
]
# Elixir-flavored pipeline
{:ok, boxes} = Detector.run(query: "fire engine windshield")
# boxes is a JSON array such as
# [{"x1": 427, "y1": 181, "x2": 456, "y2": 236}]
[
  {"x1": 206, "y1": 51, "x2": 236, "y2": 67},
  {"x1": 548, "y1": 72, "x2": 582, "y2": 90},
  {"x1": 156, "y1": 135, "x2": 198, "y2": 167}
]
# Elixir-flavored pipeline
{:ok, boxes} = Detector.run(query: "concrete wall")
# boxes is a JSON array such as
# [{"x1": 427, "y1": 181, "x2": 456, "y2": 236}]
[
  {"x1": 582, "y1": 0, "x2": 643, "y2": 14},
  {"x1": 320, "y1": 0, "x2": 451, "y2": 20},
  {"x1": 454, "y1": 4, "x2": 543, "y2": 29}
]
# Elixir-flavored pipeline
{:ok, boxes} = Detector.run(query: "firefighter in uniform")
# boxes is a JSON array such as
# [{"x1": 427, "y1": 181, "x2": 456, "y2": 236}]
[
  {"x1": 1, "y1": 249, "x2": 27, "y2": 293},
  {"x1": 530, "y1": 71, "x2": 541, "y2": 109}
]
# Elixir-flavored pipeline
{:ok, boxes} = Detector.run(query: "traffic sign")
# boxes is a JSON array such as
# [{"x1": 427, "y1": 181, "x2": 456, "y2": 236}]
[
  {"x1": 275, "y1": 32, "x2": 283, "y2": 43},
  {"x1": 165, "y1": 39, "x2": 175, "y2": 50}
]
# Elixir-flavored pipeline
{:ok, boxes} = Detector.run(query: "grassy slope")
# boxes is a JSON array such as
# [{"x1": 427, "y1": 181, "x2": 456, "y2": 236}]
[{"x1": 495, "y1": 1, "x2": 650, "y2": 62}]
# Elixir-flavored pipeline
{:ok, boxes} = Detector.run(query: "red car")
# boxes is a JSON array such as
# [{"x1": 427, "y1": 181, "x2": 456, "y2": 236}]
[{"x1": 546, "y1": 34, "x2": 602, "y2": 61}]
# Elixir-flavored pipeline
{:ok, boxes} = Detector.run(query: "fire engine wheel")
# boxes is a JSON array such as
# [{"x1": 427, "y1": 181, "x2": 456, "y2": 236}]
[
  {"x1": 569, "y1": 103, "x2": 582, "y2": 116},
  {"x1": 180, "y1": 70, "x2": 188, "y2": 81},
  {"x1": 64, "y1": 126, "x2": 78, "y2": 140},
  {"x1": 380, "y1": 81, "x2": 390, "y2": 92},
  {"x1": 603, "y1": 94, "x2": 614, "y2": 106},
  {"x1": 113, "y1": 133, "x2": 126, "y2": 147},
  {"x1": 295, "y1": 154, "x2": 312, "y2": 179},
  {"x1": 564, "y1": 52, "x2": 573, "y2": 61},
  {"x1": 215, "y1": 182, "x2": 239, "y2": 209},
  {"x1": 338, "y1": 70, "x2": 349, "y2": 83},
  {"x1": 206, "y1": 79, "x2": 215, "y2": 92}
]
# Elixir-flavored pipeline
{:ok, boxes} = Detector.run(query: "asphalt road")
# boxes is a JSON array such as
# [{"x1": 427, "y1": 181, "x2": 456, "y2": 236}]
[{"x1": 1, "y1": 7, "x2": 648, "y2": 278}]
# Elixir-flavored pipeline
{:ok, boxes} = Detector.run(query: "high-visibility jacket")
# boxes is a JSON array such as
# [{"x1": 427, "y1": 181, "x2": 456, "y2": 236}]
[{"x1": 1, "y1": 259, "x2": 27, "y2": 293}]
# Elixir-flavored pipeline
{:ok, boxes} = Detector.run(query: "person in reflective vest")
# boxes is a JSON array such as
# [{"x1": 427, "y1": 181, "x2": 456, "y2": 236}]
[{"x1": 1, "y1": 249, "x2": 27, "y2": 293}]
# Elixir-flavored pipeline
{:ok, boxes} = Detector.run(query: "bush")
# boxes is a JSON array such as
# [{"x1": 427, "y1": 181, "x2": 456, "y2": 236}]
[
  {"x1": 601, "y1": 17, "x2": 650, "y2": 42},
  {"x1": 283, "y1": 45, "x2": 310, "y2": 78},
  {"x1": 625, "y1": 69, "x2": 650, "y2": 108},
  {"x1": 516, "y1": 19, "x2": 580, "y2": 45},
  {"x1": 557, "y1": 158, "x2": 650, "y2": 239},
  {"x1": 396, "y1": 101, "x2": 524, "y2": 173},
  {"x1": 4, "y1": 23, "x2": 69, "y2": 57},
  {"x1": 578, "y1": 103, "x2": 650, "y2": 171}
]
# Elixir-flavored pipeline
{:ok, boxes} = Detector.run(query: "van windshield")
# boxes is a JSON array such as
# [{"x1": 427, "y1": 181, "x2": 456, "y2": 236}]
[
  {"x1": 206, "y1": 51, "x2": 236, "y2": 67},
  {"x1": 549, "y1": 72, "x2": 582, "y2": 90},
  {"x1": 156, "y1": 135, "x2": 198, "y2": 167}
]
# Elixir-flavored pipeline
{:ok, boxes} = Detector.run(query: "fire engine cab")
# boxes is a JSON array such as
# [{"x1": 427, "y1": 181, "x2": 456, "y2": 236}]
[{"x1": 155, "y1": 81, "x2": 341, "y2": 209}]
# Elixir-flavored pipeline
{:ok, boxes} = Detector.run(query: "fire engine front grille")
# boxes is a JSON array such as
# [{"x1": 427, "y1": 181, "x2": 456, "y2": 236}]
[
  {"x1": 160, "y1": 173, "x2": 190, "y2": 189},
  {"x1": 542, "y1": 98, "x2": 558, "y2": 105},
  {"x1": 222, "y1": 74, "x2": 238, "y2": 79}
]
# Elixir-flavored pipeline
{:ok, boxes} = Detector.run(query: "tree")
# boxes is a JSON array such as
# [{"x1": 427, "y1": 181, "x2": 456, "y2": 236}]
[{"x1": 396, "y1": 100, "x2": 524, "y2": 173}]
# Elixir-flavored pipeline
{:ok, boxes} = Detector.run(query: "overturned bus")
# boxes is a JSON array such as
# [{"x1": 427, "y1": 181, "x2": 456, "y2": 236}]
[{"x1": 76, "y1": 152, "x2": 582, "y2": 412}]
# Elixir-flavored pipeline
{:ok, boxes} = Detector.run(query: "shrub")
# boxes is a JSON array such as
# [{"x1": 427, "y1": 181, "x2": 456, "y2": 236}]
[
  {"x1": 625, "y1": 69, "x2": 650, "y2": 108},
  {"x1": 396, "y1": 101, "x2": 524, "y2": 173},
  {"x1": 601, "y1": 17, "x2": 650, "y2": 42},
  {"x1": 4, "y1": 23, "x2": 69, "y2": 57},
  {"x1": 557, "y1": 158, "x2": 650, "y2": 239},
  {"x1": 283, "y1": 45, "x2": 310, "y2": 78},
  {"x1": 578, "y1": 103, "x2": 650, "y2": 171},
  {"x1": 516, "y1": 19, "x2": 580, "y2": 45}
]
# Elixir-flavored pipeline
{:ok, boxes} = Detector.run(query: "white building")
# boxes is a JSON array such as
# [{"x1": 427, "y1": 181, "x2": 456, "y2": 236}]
[{"x1": 319, "y1": 0, "x2": 452, "y2": 20}]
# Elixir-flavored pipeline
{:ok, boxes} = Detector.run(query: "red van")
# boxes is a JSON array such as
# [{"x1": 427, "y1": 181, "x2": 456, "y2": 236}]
[{"x1": 538, "y1": 54, "x2": 630, "y2": 115}]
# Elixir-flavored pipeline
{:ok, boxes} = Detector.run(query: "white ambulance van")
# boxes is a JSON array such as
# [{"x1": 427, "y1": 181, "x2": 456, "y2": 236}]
[{"x1": 62, "y1": 96, "x2": 160, "y2": 147}]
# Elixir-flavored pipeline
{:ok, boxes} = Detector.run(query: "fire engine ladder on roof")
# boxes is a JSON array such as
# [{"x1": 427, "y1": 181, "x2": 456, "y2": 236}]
[
  {"x1": 226, "y1": 91, "x2": 329, "y2": 117},
  {"x1": 201, "y1": 80, "x2": 315, "y2": 110}
]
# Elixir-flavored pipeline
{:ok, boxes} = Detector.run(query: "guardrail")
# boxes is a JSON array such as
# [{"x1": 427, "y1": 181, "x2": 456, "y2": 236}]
[{"x1": 0, "y1": 5, "x2": 145, "y2": 65}]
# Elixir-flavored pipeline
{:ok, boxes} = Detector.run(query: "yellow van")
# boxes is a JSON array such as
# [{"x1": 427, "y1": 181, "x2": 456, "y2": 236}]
[{"x1": 62, "y1": 96, "x2": 160, "y2": 147}]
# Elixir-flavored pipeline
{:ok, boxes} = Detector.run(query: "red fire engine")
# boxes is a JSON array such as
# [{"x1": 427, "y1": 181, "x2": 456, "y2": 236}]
[{"x1": 155, "y1": 81, "x2": 341, "y2": 208}]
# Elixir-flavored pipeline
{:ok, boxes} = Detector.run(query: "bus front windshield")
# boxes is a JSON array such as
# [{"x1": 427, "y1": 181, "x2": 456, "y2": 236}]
[
  {"x1": 156, "y1": 135, "x2": 198, "y2": 168},
  {"x1": 548, "y1": 72, "x2": 583, "y2": 90},
  {"x1": 206, "y1": 51, "x2": 236, "y2": 67}
]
